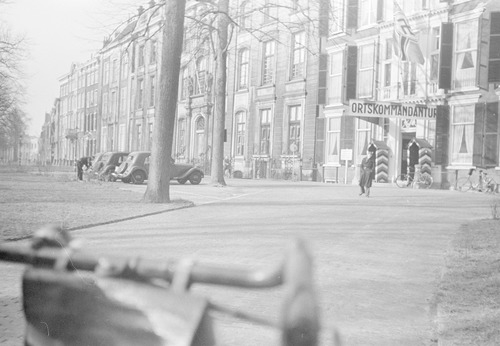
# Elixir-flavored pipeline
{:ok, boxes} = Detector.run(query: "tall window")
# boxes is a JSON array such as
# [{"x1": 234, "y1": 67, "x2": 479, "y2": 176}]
[
  {"x1": 177, "y1": 119, "x2": 186, "y2": 156},
  {"x1": 150, "y1": 40, "x2": 157, "y2": 64},
  {"x1": 112, "y1": 59, "x2": 118, "y2": 83},
  {"x1": 110, "y1": 91, "x2": 116, "y2": 117},
  {"x1": 451, "y1": 105, "x2": 474, "y2": 165},
  {"x1": 136, "y1": 124, "x2": 142, "y2": 150},
  {"x1": 326, "y1": 117, "x2": 341, "y2": 164},
  {"x1": 180, "y1": 68, "x2": 190, "y2": 100},
  {"x1": 102, "y1": 92, "x2": 108, "y2": 117},
  {"x1": 328, "y1": 50, "x2": 344, "y2": 104},
  {"x1": 120, "y1": 87, "x2": 127, "y2": 114},
  {"x1": 383, "y1": 39, "x2": 393, "y2": 89},
  {"x1": 262, "y1": 40, "x2": 275, "y2": 85},
  {"x1": 358, "y1": 44, "x2": 375, "y2": 98},
  {"x1": 137, "y1": 79, "x2": 144, "y2": 109},
  {"x1": 138, "y1": 45, "x2": 145, "y2": 67},
  {"x1": 195, "y1": 117, "x2": 205, "y2": 157},
  {"x1": 359, "y1": 0, "x2": 377, "y2": 27},
  {"x1": 260, "y1": 108, "x2": 271, "y2": 154},
  {"x1": 430, "y1": 27, "x2": 440, "y2": 82},
  {"x1": 288, "y1": 105, "x2": 302, "y2": 154},
  {"x1": 239, "y1": 1, "x2": 251, "y2": 30},
  {"x1": 454, "y1": 20, "x2": 478, "y2": 89},
  {"x1": 356, "y1": 119, "x2": 372, "y2": 161},
  {"x1": 290, "y1": 32, "x2": 306, "y2": 79},
  {"x1": 148, "y1": 123, "x2": 153, "y2": 150},
  {"x1": 195, "y1": 56, "x2": 207, "y2": 94},
  {"x1": 330, "y1": 0, "x2": 345, "y2": 34},
  {"x1": 235, "y1": 111, "x2": 246, "y2": 156},
  {"x1": 402, "y1": 62, "x2": 417, "y2": 96},
  {"x1": 238, "y1": 49, "x2": 249, "y2": 89},
  {"x1": 103, "y1": 61, "x2": 109, "y2": 85},
  {"x1": 122, "y1": 55, "x2": 129, "y2": 79},
  {"x1": 149, "y1": 75, "x2": 156, "y2": 107}
]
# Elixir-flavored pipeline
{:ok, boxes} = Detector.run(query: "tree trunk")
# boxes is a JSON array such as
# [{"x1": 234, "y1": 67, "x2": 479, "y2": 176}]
[
  {"x1": 210, "y1": 0, "x2": 229, "y2": 186},
  {"x1": 143, "y1": 0, "x2": 186, "y2": 203}
]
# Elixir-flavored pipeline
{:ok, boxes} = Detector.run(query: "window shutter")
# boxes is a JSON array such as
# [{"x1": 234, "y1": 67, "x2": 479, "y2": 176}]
[
  {"x1": 438, "y1": 23, "x2": 453, "y2": 90},
  {"x1": 434, "y1": 105, "x2": 449, "y2": 165},
  {"x1": 488, "y1": 12, "x2": 500, "y2": 83},
  {"x1": 319, "y1": 0, "x2": 329, "y2": 37},
  {"x1": 480, "y1": 102, "x2": 498, "y2": 167},
  {"x1": 315, "y1": 118, "x2": 325, "y2": 164},
  {"x1": 473, "y1": 103, "x2": 485, "y2": 167},
  {"x1": 347, "y1": 0, "x2": 358, "y2": 30},
  {"x1": 317, "y1": 54, "x2": 328, "y2": 105},
  {"x1": 345, "y1": 46, "x2": 357, "y2": 101},
  {"x1": 477, "y1": 15, "x2": 489, "y2": 90}
]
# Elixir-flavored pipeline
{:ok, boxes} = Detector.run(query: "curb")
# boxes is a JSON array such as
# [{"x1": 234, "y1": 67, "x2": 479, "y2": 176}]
[{"x1": 5, "y1": 200, "x2": 195, "y2": 243}]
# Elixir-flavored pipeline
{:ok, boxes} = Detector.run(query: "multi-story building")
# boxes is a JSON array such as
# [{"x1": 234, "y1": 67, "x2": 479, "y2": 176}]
[{"x1": 41, "y1": 0, "x2": 500, "y2": 188}]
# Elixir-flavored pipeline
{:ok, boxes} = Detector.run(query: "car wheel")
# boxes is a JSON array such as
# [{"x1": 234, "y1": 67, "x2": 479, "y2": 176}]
[
  {"x1": 188, "y1": 172, "x2": 202, "y2": 185},
  {"x1": 132, "y1": 170, "x2": 146, "y2": 184},
  {"x1": 177, "y1": 179, "x2": 187, "y2": 184}
]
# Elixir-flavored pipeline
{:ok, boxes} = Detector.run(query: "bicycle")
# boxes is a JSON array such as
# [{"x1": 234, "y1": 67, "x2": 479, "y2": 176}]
[
  {"x1": 456, "y1": 168, "x2": 497, "y2": 193},
  {"x1": 395, "y1": 171, "x2": 433, "y2": 189}
]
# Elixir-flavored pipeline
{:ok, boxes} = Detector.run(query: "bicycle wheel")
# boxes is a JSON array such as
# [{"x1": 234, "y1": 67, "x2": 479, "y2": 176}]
[
  {"x1": 395, "y1": 174, "x2": 411, "y2": 188},
  {"x1": 485, "y1": 178, "x2": 497, "y2": 193},
  {"x1": 418, "y1": 173, "x2": 433, "y2": 189},
  {"x1": 457, "y1": 177, "x2": 472, "y2": 192}
]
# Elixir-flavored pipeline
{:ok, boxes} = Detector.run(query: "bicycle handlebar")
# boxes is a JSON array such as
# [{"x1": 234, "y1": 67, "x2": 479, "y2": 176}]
[{"x1": 0, "y1": 243, "x2": 284, "y2": 289}]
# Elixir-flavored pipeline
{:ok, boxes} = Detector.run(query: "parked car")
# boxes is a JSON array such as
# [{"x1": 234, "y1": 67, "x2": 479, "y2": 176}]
[
  {"x1": 89, "y1": 151, "x2": 129, "y2": 181},
  {"x1": 113, "y1": 151, "x2": 204, "y2": 185}
]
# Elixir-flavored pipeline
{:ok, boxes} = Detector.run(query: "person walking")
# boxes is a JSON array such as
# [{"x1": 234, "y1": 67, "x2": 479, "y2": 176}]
[
  {"x1": 76, "y1": 157, "x2": 91, "y2": 181},
  {"x1": 359, "y1": 150, "x2": 375, "y2": 197}
]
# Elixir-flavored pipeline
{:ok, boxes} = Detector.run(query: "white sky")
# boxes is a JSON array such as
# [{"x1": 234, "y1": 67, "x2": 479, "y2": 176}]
[{"x1": 1, "y1": 0, "x2": 139, "y2": 136}]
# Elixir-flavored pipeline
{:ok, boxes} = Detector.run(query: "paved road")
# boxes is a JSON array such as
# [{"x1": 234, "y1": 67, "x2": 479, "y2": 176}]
[{"x1": 0, "y1": 179, "x2": 496, "y2": 345}]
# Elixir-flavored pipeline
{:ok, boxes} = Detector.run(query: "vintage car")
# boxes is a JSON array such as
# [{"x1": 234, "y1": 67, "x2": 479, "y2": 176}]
[
  {"x1": 88, "y1": 151, "x2": 129, "y2": 181},
  {"x1": 113, "y1": 151, "x2": 204, "y2": 185}
]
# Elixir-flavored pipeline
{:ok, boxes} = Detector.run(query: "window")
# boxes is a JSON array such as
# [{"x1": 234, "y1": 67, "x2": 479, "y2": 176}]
[
  {"x1": 103, "y1": 61, "x2": 109, "y2": 85},
  {"x1": 330, "y1": 0, "x2": 345, "y2": 34},
  {"x1": 110, "y1": 91, "x2": 116, "y2": 117},
  {"x1": 195, "y1": 56, "x2": 207, "y2": 94},
  {"x1": 326, "y1": 117, "x2": 341, "y2": 164},
  {"x1": 239, "y1": 1, "x2": 251, "y2": 30},
  {"x1": 148, "y1": 123, "x2": 153, "y2": 150},
  {"x1": 119, "y1": 124, "x2": 126, "y2": 151},
  {"x1": 358, "y1": 44, "x2": 375, "y2": 98},
  {"x1": 356, "y1": 119, "x2": 372, "y2": 161},
  {"x1": 238, "y1": 49, "x2": 249, "y2": 89},
  {"x1": 149, "y1": 75, "x2": 156, "y2": 107},
  {"x1": 288, "y1": 105, "x2": 302, "y2": 154},
  {"x1": 180, "y1": 68, "x2": 190, "y2": 100},
  {"x1": 136, "y1": 124, "x2": 142, "y2": 150},
  {"x1": 260, "y1": 109, "x2": 271, "y2": 154},
  {"x1": 262, "y1": 40, "x2": 275, "y2": 85},
  {"x1": 102, "y1": 92, "x2": 108, "y2": 116},
  {"x1": 290, "y1": 32, "x2": 306, "y2": 79},
  {"x1": 137, "y1": 79, "x2": 144, "y2": 109},
  {"x1": 454, "y1": 20, "x2": 478, "y2": 89},
  {"x1": 328, "y1": 50, "x2": 344, "y2": 104},
  {"x1": 402, "y1": 62, "x2": 417, "y2": 96},
  {"x1": 122, "y1": 55, "x2": 129, "y2": 79},
  {"x1": 262, "y1": 0, "x2": 277, "y2": 24},
  {"x1": 112, "y1": 59, "x2": 118, "y2": 83},
  {"x1": 451, "y1": 104, "x2": 474, "y2": 165},
  {"x1": 177, "y1": 119, "x2": 186, "y2": 156},
  {"x1": 150, "y1": 40, "x2": 157, "y2": 64},
  {"x1": 235, "y1": 111, "x2": 246, "y2": 156},
  {"x1": 430, "y1": 27, "x2": 440, "y2": 82},
  {"x1": 195, "y1": 117, "x2": 205, "y2": 157},
  {"x1": 138, "y1": 45, "x2": 145, "y2": 67},
  {"x1": 359, "y1": 0, "x2": 377, "y2": 27},
  {"x1": 120, "y1": 87, "x2": 127, "y2": 114},
  {"x1": 384, "y1": 39, "x2": 392, "y2": 88}
]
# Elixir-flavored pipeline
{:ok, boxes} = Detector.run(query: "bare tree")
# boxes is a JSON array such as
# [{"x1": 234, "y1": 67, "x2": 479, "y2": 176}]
[{"x1": 143, "y1": 0, "x2": 186, "y2": 203}]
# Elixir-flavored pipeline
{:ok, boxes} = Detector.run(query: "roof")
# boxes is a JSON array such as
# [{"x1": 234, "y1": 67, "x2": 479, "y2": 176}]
[
  {"x1": 409, "y1": 138, "x2": 433, "y2": 149},
  {"x1": 369, "y1": 139, "x2": 390, "y2": 150}
]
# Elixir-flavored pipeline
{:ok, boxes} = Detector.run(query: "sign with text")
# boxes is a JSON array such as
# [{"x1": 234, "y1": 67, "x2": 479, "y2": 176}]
[
  {"x1": 348, "y1": 100, "x2": 437, "y2": 119},
  {"x1": 340, "y1": 149, "x2": 352, "y2": 161}
]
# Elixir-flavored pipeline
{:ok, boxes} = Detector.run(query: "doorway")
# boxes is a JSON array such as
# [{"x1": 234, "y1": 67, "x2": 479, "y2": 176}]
[{"x1": 400, "y1": 132, "x2": 416, "y2": 175}]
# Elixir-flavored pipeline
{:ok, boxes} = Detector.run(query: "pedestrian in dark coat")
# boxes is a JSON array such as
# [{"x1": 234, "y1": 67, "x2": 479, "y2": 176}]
[
  {"x1": 76, "y1": 157, "x2": 91, "y2": 181},
  {"x1": 359, "y1": 151, "x2": 375, "y2": 197}
]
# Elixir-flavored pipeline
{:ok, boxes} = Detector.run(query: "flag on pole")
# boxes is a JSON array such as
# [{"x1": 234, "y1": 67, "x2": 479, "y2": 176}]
[{"x1": 393, "y1": 2, "x2": 425, "y2": 65}]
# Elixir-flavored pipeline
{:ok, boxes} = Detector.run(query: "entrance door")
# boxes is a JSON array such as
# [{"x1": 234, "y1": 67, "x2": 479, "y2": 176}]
[{"x1": 401, "y1": 132, "x2": 416, "y2": 174}]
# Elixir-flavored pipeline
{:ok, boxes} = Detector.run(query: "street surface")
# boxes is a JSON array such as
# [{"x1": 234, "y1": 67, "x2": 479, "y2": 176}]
[{"x1": 0, "y1": 178, "x2": 497, "y2": 345}]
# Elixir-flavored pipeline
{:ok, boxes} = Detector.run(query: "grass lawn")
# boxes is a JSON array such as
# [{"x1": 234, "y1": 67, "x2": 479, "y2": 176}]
[
  {"x1": 437, "y1": 218, "x2": 500, "y2": 345},
  {"x1": 0, "y1": 169, "x2": 191, "y2": 241}
]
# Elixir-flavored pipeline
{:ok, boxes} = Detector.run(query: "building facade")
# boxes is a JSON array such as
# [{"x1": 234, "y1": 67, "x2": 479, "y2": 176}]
[{"x1": 40, "y1": 0, "x2": 500, "y2": 187}]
